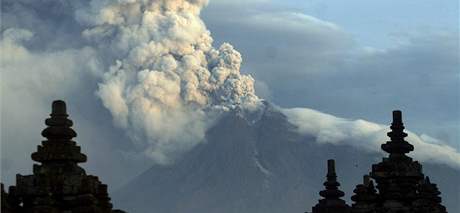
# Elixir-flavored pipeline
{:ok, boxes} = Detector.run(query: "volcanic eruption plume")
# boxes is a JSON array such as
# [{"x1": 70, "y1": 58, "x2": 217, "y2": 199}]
[
  {"x1": 2, "y1": 0, "x2": 459, "y2": 170},
  {"x1": 80, "y1": 0, "x2": 261, "y2": 163}
]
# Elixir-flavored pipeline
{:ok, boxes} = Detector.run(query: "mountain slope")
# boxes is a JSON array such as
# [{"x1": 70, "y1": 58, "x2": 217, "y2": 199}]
[{"x1": 114, "y1": 106, "x2": 459, "y2": 213}]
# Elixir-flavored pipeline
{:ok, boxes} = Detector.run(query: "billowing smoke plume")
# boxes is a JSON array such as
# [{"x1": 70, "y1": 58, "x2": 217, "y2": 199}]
[
  {"x1": 79, "y1": 0, "x2": 261, "y2": 163},
  {"x1": 2, "y1": 0, "x2": 459, "y2": 170}
]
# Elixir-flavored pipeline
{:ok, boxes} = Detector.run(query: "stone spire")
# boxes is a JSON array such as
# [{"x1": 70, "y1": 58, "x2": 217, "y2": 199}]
[
  {"x1": 2, "y1": 100, "x2": 125, "y2": 213},
  {"x1": 381, "y1": 110, "x2": 414, "y2": 158},
  {"x1": 350, "y1": 176, "x2": 377, "y2": 213},
  {"x1": 370, "y1": 110, "x2": 424, "y2": 212},
  {"x1": 30, "y1": 100, "x2": 87, "y2": 177},
  {"x1": 311, "y1": 159, "x2": 350, "y2": 213},
  {"x1": 412, "y1": 177, "x2": 447, "y2": 213},
  {"x1": 309, "y1": 110, "x2": 449, "y2": 213}
]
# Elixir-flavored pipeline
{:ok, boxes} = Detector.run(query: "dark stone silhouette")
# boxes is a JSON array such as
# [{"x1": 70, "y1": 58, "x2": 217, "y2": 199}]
[
  {"x1": 311, "y1": 159, "x2": 351, "y2": 213},
  {"x1": 350, "y1": 176, "x2": 377, "y2": 213},
  {"x1": 412, "y1": 177, "x2": 447, "y2": 213},
  {"x1": 1, "y1": 102, "x2": 449, "y2": 213},
  {"x1": 1, "y1": 100, "x2": 125, "y2": 213},
  {"x1": 309, "y1": 110, "x2": 448, "y2": 213},
  {"x1": 368, "y1": 110, "x2": 424, "y2": 213},
  {"x1": 1, "y1": 183, "x2": 19, "y2": 213}
]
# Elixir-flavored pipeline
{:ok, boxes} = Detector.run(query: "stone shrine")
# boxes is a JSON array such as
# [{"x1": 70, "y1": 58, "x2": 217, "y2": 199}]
[
  {"x1": 309, "y1": 111, "x2": 447, "y2": 213},
  {"x1": 1, "y1": 100, "x2": 125, "y2": 213}
]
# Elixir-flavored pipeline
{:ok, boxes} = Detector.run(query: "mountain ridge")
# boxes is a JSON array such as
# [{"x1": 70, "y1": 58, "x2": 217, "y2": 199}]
[{"x1": 114, "y1": 105, "x2": 459, "y2": 213}]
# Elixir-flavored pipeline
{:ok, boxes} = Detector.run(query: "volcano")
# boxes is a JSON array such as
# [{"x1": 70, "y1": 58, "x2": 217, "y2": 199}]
[{"x1": 113, "y1": 104, "x2": 459, "y2": 213}]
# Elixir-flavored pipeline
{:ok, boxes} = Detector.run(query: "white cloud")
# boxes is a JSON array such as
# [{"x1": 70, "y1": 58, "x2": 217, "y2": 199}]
[
  {"x1": 246, "y1": 12, "x2": 341, "y2": 33},
  {"x1": 282, "y1": 107, "x2": 460, "y2": 169},
  {"x1": 0, "y1": 27, "x2": 103, "y2": 184},
  {"x1": 202, "y1": 1, "x2": 459, "y2": 149},
  {"x1": 1, "y1": 28, "x2": 101, "y2": 98}
]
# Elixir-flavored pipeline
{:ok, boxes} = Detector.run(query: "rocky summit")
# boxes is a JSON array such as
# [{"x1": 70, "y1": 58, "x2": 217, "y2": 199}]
[{"x1": 114, "y1": 104, "x2": 459, "y2": 213}]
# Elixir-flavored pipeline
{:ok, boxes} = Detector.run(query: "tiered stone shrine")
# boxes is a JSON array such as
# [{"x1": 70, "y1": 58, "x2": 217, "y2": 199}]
[
  {"x1": 308, "y1": 110, "x2": 448, "y2": 213},
  {"x1": 1, "y1": 100, "x2": 125, "y2": 213},
  {"x1": 310, "y1": 160, "x2": 351, "y2": 213}
]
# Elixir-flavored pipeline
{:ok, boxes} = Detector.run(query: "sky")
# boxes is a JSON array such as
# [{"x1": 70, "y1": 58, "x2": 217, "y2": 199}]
[
  {"x1": 203, "y1": 0, "x2": 459, "y2": 145},
  {"x1": 1, "y1": 0, "x2": 459, "y2": 190}
]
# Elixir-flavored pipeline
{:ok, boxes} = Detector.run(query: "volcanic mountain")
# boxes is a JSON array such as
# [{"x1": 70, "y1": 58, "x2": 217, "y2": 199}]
[{"x1": 113, "y1": 104, "x2": 459, "y2": 213}]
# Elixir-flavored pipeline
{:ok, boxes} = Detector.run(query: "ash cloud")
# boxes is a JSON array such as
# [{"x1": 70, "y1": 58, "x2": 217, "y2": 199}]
[
  {"x1": 80, "y1": 0, "x2": 261, "y2": 163},
  {"x1": 1, "y1": 0, "x2": 459, "y2": 178}
]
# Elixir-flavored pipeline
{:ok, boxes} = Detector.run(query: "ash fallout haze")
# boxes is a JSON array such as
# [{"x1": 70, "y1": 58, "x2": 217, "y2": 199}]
[{"x1": 1, "y1": 0, "x2": 459, "y2": 212}]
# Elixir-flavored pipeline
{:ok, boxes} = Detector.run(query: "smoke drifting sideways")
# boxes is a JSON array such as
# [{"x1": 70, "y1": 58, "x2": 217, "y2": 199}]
[
  {"x1": 78, "y1": 0, "x2": 261, "y2": 164},
  {"x1": 282, "y1": 108, "x2": 460, "y2": 169}
]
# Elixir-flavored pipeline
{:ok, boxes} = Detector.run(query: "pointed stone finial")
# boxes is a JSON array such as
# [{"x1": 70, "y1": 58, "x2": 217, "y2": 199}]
[
  {"x1": 419, "y1": 176, "x2": 442, "y2": 202},
  {"x1": 388, "y1": 110, "x2": 407, "y2": 141},
  {"x1": 327, "y1": 159, "x2": 336, "y2": 176},
  {"x1": 381, "y1": 110, "x2": 414, "y2": 157},
  {"x1": 363, "y1": 175, "x2": 370, "y2": 186},
  {"x1": 351, "y1": 175, "x2": 378, "y2": 212},
  {"x1": 32, "y1": 100, "x2": 86, "y2": 163},
  {"x1": 392, "y1": 110, "x2": 402, "y2": 125},
  {"x1": 363, "y1": 176, "x2": 377, "y2": 194},
  {"x1": 319, "y1": 159, "x2": 345, "y2": 199},
  {"x1": 425, "y1": 176, "x2": 431, "y2": 184},
  {"x1": 312, "y1": 159, "x2": 350, "y2": 213},
  {"x1": 52, "y1": 100, "x2": 67, "y2": 116},
  {"x1": 41, "y1": 100, "x2": 77, "y2": 141}
]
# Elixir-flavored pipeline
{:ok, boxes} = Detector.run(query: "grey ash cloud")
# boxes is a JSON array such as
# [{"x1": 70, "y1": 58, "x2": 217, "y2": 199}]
[{"x1": 1, "y1": 0, "x2": 459, "y2": 189}]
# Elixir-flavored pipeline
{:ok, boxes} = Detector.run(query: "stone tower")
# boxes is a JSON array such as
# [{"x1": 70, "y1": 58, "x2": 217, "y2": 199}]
[
  {"x1": 369, "y1": 110, "x2": 424, "y2": 212},
  {"x1": 310, "y1": 110, "x2": 448, "y2": 213},
  {"x1": 350, "y1": 176, "x2": 377, "y2": 213},
  {"x1": 1, "y1": 100, "x2": 125, "y2": 213},
  {"x1": 311, "y1": 159, "x2": 351, "y2": 213},
  {"x1": 411, "y1": 177, "x2": 447, "y2": 213}
]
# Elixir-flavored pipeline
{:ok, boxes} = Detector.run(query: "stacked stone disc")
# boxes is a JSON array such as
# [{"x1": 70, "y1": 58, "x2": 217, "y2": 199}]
[
  {"x1": 2, "y1": 100, "x2": 124, "y2": 213},
  {"x1": 309, "y1": 111, "x2": 448, "y2": 213},
  {"x1": 311, "y1": 159, "x2": 351, "y2": 213},
  {"x1": 370, "y1": 111, "x2": 424, "y2": 212}
]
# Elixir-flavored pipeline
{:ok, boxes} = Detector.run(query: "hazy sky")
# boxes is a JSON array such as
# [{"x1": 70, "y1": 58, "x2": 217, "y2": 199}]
[
  {"x1": 1, "y1": 0, "x2": 458, "y2": 189},
  {"x1": 203, "y1": 0, "x2": 459, "y2": 145}
]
